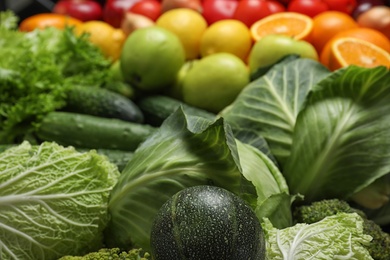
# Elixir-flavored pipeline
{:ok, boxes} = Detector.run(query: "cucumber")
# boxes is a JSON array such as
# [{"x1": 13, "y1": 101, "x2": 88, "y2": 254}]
[
  {"x1": 150, "y1": 185, "x2": 266, "y2": 260},
  {"x1": 137, "y1": 95, "x2": 216, "y2": 126},
  {"x1": 36, "y1": 112, "x2": 157, "y2": 151},
  {"x1": 64, "y1": 85, "x2": 144, "y2": 123}
]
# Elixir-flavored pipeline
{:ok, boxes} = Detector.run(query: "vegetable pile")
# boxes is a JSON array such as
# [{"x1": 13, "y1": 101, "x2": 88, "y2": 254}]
[{"x1": 1, "y1": 9, "x2": 390, "y2": 260}]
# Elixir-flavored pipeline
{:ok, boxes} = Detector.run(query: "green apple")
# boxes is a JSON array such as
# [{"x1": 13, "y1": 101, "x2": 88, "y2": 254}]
[
  {"x1": 120, "y1": 26, "x2": 186, "y2": 92},
  {"x1": 181, "y1": 53, "x2": 250, "y2": 113},
  {"x1": 248, "y1": 34, "x2": 319, "y2": 74}
]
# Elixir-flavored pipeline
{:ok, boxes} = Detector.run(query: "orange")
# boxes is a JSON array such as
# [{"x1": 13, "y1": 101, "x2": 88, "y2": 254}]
[
  {"x1": 75, "y1": 21, "x2": 126, "y2": 62},
  {"x1": 200, "y1": 19, "x2": 252, "y2": 62},
  {"x1": 320, "y1": 27, "x2": 390, "y2": 68},
  {"x1": 19, "y1": 13, "x2": 83, "y2": 32},
  {"x1": 250, "y1": 12, "x2": 313, "y2": 42},
  {"x1": 328, "y1": 37, "x2": 390, "y2": 71},
  {"x1": 311, "y1": 11, "x2": 359, "y2": 54}
]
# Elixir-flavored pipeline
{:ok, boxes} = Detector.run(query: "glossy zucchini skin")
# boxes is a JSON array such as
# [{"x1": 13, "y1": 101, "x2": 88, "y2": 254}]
[
  {"x1": 150, "y1": 185, "x2": 266, "y2": 260},
  {"x1": 64, "y1": 86, "x2": 144, "y2": 123},
  {"x1": 36, "y1": 112, "x2": 156, "y2": 151}
]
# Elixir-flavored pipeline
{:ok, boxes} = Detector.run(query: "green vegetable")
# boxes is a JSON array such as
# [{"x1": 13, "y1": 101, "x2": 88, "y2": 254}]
[
  {"x1": 105, "y1": 108, "x2": 292, "y2": 251},
  {"x1": 221, "y1": 56, "x2": 390, "y2": 210},
  {"x1": 0, "y1": 141, "x2": 119, "y2": 259},
  {"x1": 64, "y1": 85, "x2": 144, "y2": 123},
  {"x1": 150, "y1": 185, "x2": 266, "y2": 260},
  {"x1": 293, "y1": 199, "x2": 390, "y2": 260},
  {"x1": 220, "y1": 57, "x2": 330, "y2": 167},
  {"x1": 283, "y1": 65, "x2": 390, "y2": 206},
  {"x1": 0, "y1": 11, "x2": 111, "y2": 143},
  {"x1": 264, "y1": 212, "x2": 374, "y2": 260},
  {"x1": 59, "y1": 248, "x2": 150, "y2": 260},
  {"x1": 36, "y1": 111, "x2": 157, "y2": 151},
  {"x1": 136, "y1": 94, "x2": 216, "y2": 126}
]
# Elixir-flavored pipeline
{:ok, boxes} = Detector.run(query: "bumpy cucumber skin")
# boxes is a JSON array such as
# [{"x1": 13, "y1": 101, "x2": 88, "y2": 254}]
[
  {"x1": 137, "y1": 95, "x2": 216, "y2": 126},
  {"x1": 150, "y1": 185, "x2": 266, "y2": 260},
  {"x1": 36, "y1": 112, "x2": 156, "y2": 151},
  {"x1": 65, "y1": 86, "x2": 144, "y2": 123}
]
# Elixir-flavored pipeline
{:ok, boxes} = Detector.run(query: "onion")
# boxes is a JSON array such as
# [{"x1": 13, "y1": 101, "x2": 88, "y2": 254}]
[
  {"x1": 121, "y1": 12, "x2": 155, "y2": 36},
  {"x1": 357, "y1": 6, "x2": 390, "y2": 39}
]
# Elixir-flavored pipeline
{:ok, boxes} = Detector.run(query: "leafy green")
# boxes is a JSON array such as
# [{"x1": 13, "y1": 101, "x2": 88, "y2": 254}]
[
  {"x1": 264, "y1": 213, "x2": 373, "y2": 260},
  {"x1": 0, "y1": 141, "x2": 120, "y2": 259},
  {"x1": 0, "y1": 12, "x2": 111, "y2": 143},
  {"x1": 284, "y1": 65, "x2": 390, "y2": 205},
  {"x1": 220, "y1": 58, "x2": 330, "y2": 168},
  {"x1": 221, "y1": 56, "x2": 390, "y2": 212},
  {"x1": 105, "y1": 108, "x2": 292, "y2": 251}
]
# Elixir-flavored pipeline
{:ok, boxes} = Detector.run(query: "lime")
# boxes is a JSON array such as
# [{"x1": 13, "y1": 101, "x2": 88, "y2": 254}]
[{"x1": 120, "y1": 26, "x2": 186, "y2": 92}]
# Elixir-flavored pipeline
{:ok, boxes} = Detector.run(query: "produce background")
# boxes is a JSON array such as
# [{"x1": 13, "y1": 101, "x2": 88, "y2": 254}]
[{"x1": 1, "y1": 0, "x2": 390, "y2": 258}]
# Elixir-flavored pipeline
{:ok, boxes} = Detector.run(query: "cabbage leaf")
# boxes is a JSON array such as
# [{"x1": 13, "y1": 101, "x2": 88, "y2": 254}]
[
  {"x1": 106, "y1": 108, "x2": 292, "y2": 250},
  {"x1": 0, "y1": 141, "x2": 119, "y2": 259},
  {"x1": 263, "y1": 212, "x2": 373, "y2": 260},
  {"x1": 220, "y1": 58, "x2": 330, "y2": 168},
  {"x1": 284, "y1": 65, "x2": 390, "y2": 204}
]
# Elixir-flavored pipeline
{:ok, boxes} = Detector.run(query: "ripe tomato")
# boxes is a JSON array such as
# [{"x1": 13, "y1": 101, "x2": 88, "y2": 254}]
[
  {"x1": 287, "y1": 0, "x2": 330, "y2": 17},
  {"x1": 322, "y1": 0, "x2": 357, "y2": 14},
  {"x1": 233, "y1": 0, "x2": 285, "y2": 28},
  {"x1": 128, "y1": 0, "x2": 162, "y2": 21},
  {"x1": 202, "y1": 0, "x2": 239, "y2": 25}
]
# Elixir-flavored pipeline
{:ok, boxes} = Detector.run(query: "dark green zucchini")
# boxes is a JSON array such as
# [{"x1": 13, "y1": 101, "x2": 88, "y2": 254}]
[
  {"x1": 36, "y1": 112, "x2": 157, "y2": 151},
  {"x1": 64, "y1": 85, "x2": 144, "y2": 123},
  {"x1": 136, "y1": 95, "x2": 216, "y2": 126},
  {"x1": 150, "y1": 185, "x2": 266, "y2": 260}
]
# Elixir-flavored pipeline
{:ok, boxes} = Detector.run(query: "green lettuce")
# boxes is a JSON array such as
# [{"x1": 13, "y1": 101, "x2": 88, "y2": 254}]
[
  {"x1": 264, "y1": 213, "x2": 373, "y2": 260},
  {"x1": 0, "y1": 141, "x2": 119, "y2": 259},
  {"x1": 0, "y1": 11, "x2": 111, "y2": 143},
  {"x1": 105, "y1": 108, "x2": 292, "y2": 251}
]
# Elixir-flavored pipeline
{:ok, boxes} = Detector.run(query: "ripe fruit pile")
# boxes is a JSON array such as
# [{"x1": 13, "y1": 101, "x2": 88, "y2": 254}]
[{"x1": 19, "y1": 0, "x2": 390, "y2": 113}]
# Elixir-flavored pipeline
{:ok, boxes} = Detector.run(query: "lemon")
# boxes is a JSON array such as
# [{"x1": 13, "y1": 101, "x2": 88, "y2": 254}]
[
  {"x1": 75, "y1": 21, "x2": 126, "y2": 62},
  {"x1": 181, "y1": 53, "x2": 250, "y2": 113},
  {"x1": 156, "y1": 8, "x2": 207, "y2": 60},
  {"x1": 200, "y1": 19, "x2": 253, "y2": 62}
]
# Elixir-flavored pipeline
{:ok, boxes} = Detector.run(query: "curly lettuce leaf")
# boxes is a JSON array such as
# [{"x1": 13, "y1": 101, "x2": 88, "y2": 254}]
[
  {"x1": 0, "y1": 141, "x2": 120, "y2": 260},
  {"x1": 0, "y1": 21, "x2": 111, "y2": 143},
  {"x1": 264, "y1": 212, "x2": 373, "y2": 260}
]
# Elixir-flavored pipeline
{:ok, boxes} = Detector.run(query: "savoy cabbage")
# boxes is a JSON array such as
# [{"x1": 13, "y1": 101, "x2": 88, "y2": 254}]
[{"x1": 0, "y1": 141, "x2": 119, "y2": 259}]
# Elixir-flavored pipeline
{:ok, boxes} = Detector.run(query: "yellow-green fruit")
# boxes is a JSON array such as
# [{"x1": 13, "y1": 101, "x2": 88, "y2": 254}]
[
  {"x1": 120, "y1": 26, "x2": 186, "y2": 92},
  {"x1": 181, "y1": 53, "x2": 250, "y2": 113},
  {"x1": 248, "y1": 34, "x2": 318, "y2": 74},
  {"x1": 156, "y1": 8, "x2": 208, "y2": 60}
]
